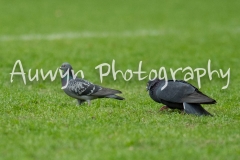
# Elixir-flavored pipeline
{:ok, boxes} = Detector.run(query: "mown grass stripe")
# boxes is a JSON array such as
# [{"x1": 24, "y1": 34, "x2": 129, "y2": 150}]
[{"x1": 0, "y1": 30, "x2": 168, "y2": 41}]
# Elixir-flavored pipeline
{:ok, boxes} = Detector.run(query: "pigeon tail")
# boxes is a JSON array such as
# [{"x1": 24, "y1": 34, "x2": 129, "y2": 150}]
[
  {"x1": 183, "y1": 102, "x2": 213, "y2": 116},
  {"x1": 105, "y1": 95, "x2": 124, "y2": 100}
]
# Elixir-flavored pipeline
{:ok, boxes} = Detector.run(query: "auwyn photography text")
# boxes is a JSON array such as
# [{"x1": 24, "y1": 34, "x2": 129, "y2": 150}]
[{"x1": 10, "y1": 59, "x2": 230, "y2": 90}]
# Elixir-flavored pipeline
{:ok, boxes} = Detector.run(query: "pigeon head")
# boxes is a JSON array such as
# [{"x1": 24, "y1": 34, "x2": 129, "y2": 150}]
[
  {"x1": 146, "y1": 79, "x2": 160, "y2": 91},
  {"x1": 60, "y1": 62, "x2": 73, "y2": 72}
]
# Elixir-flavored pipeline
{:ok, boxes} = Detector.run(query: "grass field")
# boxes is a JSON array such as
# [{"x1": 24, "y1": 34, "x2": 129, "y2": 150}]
[{"x1": 0, "y1": 0, "x2": 240, "y2": 159}]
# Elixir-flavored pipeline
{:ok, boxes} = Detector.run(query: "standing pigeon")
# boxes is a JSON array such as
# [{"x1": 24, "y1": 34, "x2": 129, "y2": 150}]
[
  {"x1": 59, "y1": 62, "x2": 124, "y2": 105},
  {"x1": 147, "y1": 79, "x2": 216, "y2": 116}
]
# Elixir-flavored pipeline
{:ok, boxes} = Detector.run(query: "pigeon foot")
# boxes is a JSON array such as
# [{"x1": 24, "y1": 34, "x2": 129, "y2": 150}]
[{"x1": 159, "y1": 106, "x2": 169, "y2": 111}]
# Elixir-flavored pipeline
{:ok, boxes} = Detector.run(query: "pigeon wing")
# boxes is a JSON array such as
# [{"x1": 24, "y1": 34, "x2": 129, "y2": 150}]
[
  {"x1": 156, "y1": 80, "x2": 216, "y2": 104},
  {"x1": 67, "y1": 78, "x2": 102, "y2": 96},
  {"x1": 182, "y1": 90, "x2": 216, "y2": 104},
  {"x1": 155, "y1": 80, "x2": 195, "y2": 103}
]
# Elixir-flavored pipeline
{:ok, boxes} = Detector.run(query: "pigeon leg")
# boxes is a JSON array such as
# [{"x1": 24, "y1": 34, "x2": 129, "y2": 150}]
[
  {"x1": 160, "y1": 105, "x2": 169, "y2": 111},
  {"x1": 77, "y1": 99, "x2": 85, "y2": 105},
  {"x1": 87, "y1": 100, "x2": 91, "y2": 106}
]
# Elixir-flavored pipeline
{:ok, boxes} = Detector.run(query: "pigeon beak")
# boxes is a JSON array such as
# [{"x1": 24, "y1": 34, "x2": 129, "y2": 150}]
[{"x1": 59, "y1": 67, "x2": 63, "y2": 70}]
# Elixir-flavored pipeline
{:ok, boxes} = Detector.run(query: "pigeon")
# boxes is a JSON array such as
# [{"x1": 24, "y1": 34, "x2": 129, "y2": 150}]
[
  {"x1": 59, "y1": 62, "x2": 124, "y2": 105},
  {"x1": 146, "y1": 79, "x2": 216, "y2": 116}
]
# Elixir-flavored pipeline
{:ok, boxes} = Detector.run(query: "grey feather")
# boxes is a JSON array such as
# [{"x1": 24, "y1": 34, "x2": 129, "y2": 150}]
[
  {"x1": 60, "y1": 62, "x2": 124, "y2": 105},
  {"x1": 147, "y1": 79, "x2": 216, "y2": 116}
]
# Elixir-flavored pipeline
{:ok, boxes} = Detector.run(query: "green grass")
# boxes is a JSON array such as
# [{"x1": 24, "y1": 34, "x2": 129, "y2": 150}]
[{"x1": 0, "y1": 0, "x2": 240, "y2": 159}]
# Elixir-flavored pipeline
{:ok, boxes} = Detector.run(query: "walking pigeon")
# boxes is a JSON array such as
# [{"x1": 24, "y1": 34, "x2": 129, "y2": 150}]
[
  {"x1": 147, "y1": 79, "x2": 216, "y2": 116},
  {"x1": 59, "y1": 62, "x2": 124, "y2": 105}
]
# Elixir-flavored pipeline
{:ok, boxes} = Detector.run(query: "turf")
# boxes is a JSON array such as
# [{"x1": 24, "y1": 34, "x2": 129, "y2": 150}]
[{"x1": 0, "y1": 0, "x2": 240, "y2": 160}]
